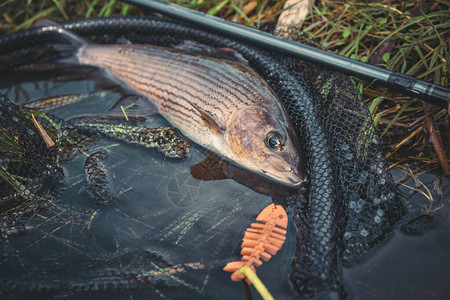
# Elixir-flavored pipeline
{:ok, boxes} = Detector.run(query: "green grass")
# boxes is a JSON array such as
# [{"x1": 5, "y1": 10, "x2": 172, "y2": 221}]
[
  {"x1": 0, "y1": 0, "x2": 286, "y2": 33},
  {"x1": 301, "y1": 0, "x2": 449, "y2": 175}
]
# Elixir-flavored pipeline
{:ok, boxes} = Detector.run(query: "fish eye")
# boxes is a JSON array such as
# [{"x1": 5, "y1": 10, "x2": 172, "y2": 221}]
[{"x1": 265, "y1": 131, "x2": 284, "y2": 150}]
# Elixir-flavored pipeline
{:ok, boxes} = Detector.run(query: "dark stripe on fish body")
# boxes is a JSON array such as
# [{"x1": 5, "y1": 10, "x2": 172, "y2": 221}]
[
  {"x1": 79, "y1": 45, "x2": 268, "y2": 110},
  {"x1": 120, "y1": 54, "x2": 248, "y2": 113},
  {"x1": 141, "y1": 53, "x2": 257, "y2": 107},
  {"x1": 135, "y1": 59, "x2": 240, "y2": 112},
  {"x1": 144, "y1": 53, "x2": 262, "y2": 108},
  {"x1": 88, "y1": 52, "x2": 213, "y2": 127},
  {"x1": 123, "y1": 73, "x2": 205, "y2": 133}
]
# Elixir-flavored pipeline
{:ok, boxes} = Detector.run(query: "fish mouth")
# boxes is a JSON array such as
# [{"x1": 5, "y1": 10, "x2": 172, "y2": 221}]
[{"x1": 261, "y1": 168, "x2": 304, "y2": 188}]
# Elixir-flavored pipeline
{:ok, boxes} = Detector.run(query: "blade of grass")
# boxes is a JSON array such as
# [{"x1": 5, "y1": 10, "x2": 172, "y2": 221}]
[
  {"x1": 207, "y1": 0, "x2": 229, "y2": 16},
  {"x1": 104, "y1": 0, "x2": 116, "y2": 17},
  {"x1": 368, "y1": 16, "x2": 425, "y2": 59},
  {"x1": 14, "y1": 6, "x2": 56, "y2": 31},
  {"x1": 51, "y1": 0, "x2": 69, "y2": 20},
  {"x1": 99, "y1": 0, "x2": 116, "y2": 17},
  {"x1": 86, "y1": 0, "x2": 100, "y2": 18},
  {"x1": 369, "y1": 96, "x2": 385, "y2": 114},
  {"x1": 121, "y1": 3, "x2": 130, "y2": 15},
  {"x1": 380, "y1": 102, "x2": 409, "y2": 138},
  {"x1": 372, "y1": 111, "x2": 384, "y2": 127},
  {"x1": 323, "y1": 4, "x2": 349, "y2": 43},
  {"x1": 230, "y1": 2, "x2": 253, "y2": 25}
]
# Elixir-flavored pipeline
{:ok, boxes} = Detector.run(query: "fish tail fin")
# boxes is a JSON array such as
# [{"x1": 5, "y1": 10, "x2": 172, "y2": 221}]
[{"x1": 34, "y1": 19, "x2": 89, "y2": 63}]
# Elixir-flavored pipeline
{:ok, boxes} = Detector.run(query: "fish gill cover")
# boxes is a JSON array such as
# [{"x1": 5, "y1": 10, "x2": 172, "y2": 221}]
[{"x1": 0, "y1": 15, "x2": 407, "y2": 299}]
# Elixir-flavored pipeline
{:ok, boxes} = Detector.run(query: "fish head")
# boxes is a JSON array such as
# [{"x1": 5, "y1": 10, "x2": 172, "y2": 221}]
[{"x1": 227, "y1": 106, "x2": 304, "y2": 188}]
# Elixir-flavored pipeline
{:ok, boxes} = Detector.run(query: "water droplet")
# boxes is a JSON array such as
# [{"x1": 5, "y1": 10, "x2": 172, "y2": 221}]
[{"x1": 360, "y1": 229, "x2": 369, "y2": 237}]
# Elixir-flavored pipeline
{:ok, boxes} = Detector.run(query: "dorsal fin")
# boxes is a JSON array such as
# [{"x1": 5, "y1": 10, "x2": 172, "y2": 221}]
[
  {"x1": 34, "y1": 19, "x2": 60, "y2": 27},
  {"x1": 172, "y1": 40, "x2": 248, "y2": 63}
]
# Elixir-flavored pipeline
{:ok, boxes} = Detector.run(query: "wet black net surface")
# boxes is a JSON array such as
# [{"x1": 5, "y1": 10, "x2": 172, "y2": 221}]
[
  {"x1": 0, "y1": 93, "x2": 297, "y2": 299},
  {"x1": 0, "y1": 16, "x2": 406, "y2": 298},
  {"x1": 0, "y1": 96, "x2": 86, "y2": 234}
]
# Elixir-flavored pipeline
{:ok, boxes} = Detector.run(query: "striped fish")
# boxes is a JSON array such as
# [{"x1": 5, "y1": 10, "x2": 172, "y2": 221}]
[{"x1": 53, "y1": 25, "x2": 304, "y2": 187}]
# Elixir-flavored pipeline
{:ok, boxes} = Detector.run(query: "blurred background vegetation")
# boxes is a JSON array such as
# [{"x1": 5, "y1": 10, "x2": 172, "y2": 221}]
[{"x1": 1, "y1": 0, "x2": 449, "y2": 177}]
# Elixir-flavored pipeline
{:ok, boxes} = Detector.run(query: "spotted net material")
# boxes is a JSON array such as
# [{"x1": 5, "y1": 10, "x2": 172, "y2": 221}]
[
  {"x1": 0, "y1": 96, "x2": 95, "y2": 233},
  {"x1": 0, "y1": 97, "x2": 59, "y2": 233},
  {"x1": 0, "y1": 16, "x2": 405, "y2": 298}
]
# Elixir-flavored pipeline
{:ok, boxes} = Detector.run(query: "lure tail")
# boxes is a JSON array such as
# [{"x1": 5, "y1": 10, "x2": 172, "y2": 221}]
[{"x1": 224, "y1": 204, "x2": 288, "y2": 283}]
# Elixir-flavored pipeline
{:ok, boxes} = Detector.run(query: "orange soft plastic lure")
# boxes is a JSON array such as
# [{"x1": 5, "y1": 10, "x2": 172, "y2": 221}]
[{"x1": 223, "y1": 203, "x2": 288, "y2": 282}]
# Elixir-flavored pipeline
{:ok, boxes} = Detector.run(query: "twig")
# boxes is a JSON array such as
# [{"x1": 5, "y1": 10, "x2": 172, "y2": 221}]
[
  {"x1": 421, "y1": 101, "x2": 450, "y2": 175},
  {"x1": 31, "y1": 113, "x2": 55, "y2": 148}
]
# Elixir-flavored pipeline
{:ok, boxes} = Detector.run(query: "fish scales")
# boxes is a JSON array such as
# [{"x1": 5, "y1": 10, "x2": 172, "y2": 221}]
[
  {"x1": 79, "y1": 45, "x2": 269, "y2": 131},
  {"x1": 119, "y1": 47, "x2": 261, "y2": 110},
  {"x1": 73, "y1": 40, "x2": 304, "y2": 186},
  {"x1": 128, "y1": 50, "x2": 252, "y2": 108}
]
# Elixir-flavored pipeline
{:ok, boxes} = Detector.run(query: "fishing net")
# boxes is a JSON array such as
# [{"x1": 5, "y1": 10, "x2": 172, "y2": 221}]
[
  {"x1": 0, "y1": 96, "x2": 94, "y2": 234},
  {"x1": 0, "y1": 16, "x2": 405, "y2": 298}
]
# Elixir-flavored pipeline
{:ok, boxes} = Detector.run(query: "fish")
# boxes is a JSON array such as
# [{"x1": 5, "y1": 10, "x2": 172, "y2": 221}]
[{"x1": 48, "y1": 24, "x2": 304, "y2": 187}]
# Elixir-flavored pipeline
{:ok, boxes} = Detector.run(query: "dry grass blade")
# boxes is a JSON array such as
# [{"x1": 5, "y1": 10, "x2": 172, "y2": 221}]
[{"x1": 31, "y1": 114, "x2": 55, "y2": 148}]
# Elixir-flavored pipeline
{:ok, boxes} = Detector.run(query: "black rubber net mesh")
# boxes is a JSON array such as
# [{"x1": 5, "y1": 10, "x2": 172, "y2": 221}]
[
  {"x1": 0, "y1": 99, "x2": 62, "y2": 234},
  {"x1": 0, "y1": 16, "x2": 405, "y2": 298}
]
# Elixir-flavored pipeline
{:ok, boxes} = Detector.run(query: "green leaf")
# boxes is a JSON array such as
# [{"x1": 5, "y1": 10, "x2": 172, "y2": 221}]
[
  {"x1": 382, "y1": 53, "x2": 390, "y2": 63},
  {"x1": 343, "y1": 29, "x2": 351, "y2": 39},
  {"x1": 361, "y1": 56, "x2": 368, "y2": 62},
  {"x1": 379, "y1": 18, "x2": 387, "y2": 25}
]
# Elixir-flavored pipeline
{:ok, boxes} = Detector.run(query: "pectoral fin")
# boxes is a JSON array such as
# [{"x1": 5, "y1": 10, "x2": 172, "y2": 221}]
[
  {"x1": 190, "y1": 102, "x2": 225, "y2": 134},
  {"x1": 190, "y1": 152, "x2": 228, "y2": 181}
]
